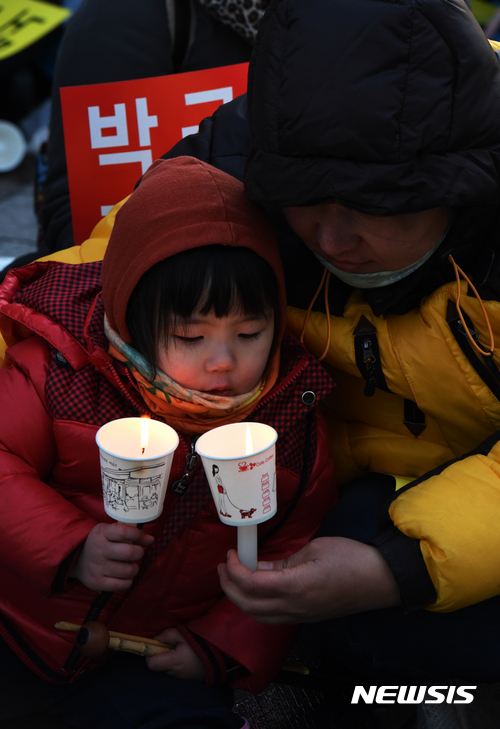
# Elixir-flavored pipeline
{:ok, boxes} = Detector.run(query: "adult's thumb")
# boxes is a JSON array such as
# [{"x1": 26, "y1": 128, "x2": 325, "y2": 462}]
[{"x1": 256, "y1": 558, "x2": 286, "y2": 571}]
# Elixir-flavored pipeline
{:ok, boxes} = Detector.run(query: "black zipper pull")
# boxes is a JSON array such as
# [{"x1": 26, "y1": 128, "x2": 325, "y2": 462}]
[
  {"x1": 354, "y1": 315, "x2": 391, "y2": 398},
  {"x1": 362, "y1": 338, "x2": 377, "y2": 397},
  {"x1": 171, "y1": 438, "x2": 200, "y2": 495}
]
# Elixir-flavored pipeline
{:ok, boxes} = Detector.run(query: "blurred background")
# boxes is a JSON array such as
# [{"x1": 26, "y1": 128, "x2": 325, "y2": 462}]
[{"x1": 0, "y1": 0, "x2": 78, "y2": 271}]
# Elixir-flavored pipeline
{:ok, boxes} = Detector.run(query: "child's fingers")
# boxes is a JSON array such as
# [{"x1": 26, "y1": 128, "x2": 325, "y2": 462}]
[
  {"x1": 151, "y1": 627, "x2": 183, "y2": 645},
  {"x1": 92, "y1": 574, "x2": 136, "y2": 592},
  {"x1": 146, "y1": 628, "x2": 185, "y2": 671},
  {"x1": 145, "y1": 638, "x2": 206, "y2": 681},
  {"x1": 71, "y1": 523, "x2": 154, "y2": 592},
  {"x1": 102, "y1": 558, "x2": 140, "y2": 580},
  {"x1": 104, "y1": 522, "x2": 152, "y2": 544},
  {"x1": 137, "y1": 532, "x2": 155, "y2": 548},
  {"x1": 145, "y1": 628, "x2": 181, "y2": 671},
  {"x1": 146, "y1": 649, "x2": 178, "y2": 672},
  {"x1": 101, "y1": 540, "x2": 146, "y2": 563}
]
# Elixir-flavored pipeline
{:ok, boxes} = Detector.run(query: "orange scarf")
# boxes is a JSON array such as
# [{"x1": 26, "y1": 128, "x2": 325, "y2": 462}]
[{"x1": 104, "y1": 316, "x2": 279, "y2": 435}]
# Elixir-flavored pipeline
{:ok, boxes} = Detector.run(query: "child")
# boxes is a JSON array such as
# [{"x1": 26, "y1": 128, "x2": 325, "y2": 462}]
[{"x1": 0, "y1": 157, "x2": 336, "y2": 728}]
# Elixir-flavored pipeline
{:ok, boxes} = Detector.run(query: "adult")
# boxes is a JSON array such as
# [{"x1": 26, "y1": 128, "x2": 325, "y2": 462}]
[{"x1": 157, "y1": 0, "x2": 500, "y2": 687}]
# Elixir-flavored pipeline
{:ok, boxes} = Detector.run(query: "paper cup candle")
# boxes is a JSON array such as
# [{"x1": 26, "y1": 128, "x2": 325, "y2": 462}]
[
  {"x1": 95, "y1": 417, "x2": 179, "y2": 524},
  {"x1": 196, "y1": 422, "x2": 278, "y2": 571}
]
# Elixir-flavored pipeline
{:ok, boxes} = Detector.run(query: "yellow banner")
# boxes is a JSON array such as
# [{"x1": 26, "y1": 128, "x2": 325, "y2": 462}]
[{"x1": 0, "y1": 0, "x2": 71, "y2": 61}]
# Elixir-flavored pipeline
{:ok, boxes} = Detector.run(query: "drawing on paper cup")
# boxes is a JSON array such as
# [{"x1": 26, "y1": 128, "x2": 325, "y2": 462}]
[
  {"x1": 101, "y1": 463, "x2": 165, "y2": 515},
  {"x1": 212, "y1": 464, "x2": 257, "y2": 519}
]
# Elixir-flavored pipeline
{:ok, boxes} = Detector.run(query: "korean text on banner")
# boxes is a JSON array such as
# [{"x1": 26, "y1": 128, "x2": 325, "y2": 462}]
[
  {"x1": 60, "y1": 62, "x2": 249, "y2": 245},
  {"x1": 0, "y1": 0, "x2": 71, "y2": 61}
]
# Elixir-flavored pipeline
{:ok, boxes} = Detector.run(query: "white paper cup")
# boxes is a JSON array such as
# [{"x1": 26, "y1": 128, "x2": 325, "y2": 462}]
[
  {"x1": 196, "y1": 422, "x2": 278, "y2": 526},
  {"x1": 96, "y1": 418, "x2": 179, "y2": 524},
  {"x1": 0, "y1": 121, "x2": 27, "y2": 173}
]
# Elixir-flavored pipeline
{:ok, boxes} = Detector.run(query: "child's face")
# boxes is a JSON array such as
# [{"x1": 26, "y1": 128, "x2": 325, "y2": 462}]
[{"x1": 157, "y1": 310, "x2": 274, "y2": 396}]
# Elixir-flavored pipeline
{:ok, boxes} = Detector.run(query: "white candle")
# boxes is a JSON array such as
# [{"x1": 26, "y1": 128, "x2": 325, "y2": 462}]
[
  {"x1": 237, "y1": 425, "x2": 258, "y2": 570},
  {"x1": 237, "y1": 523, "x2": 258, "y2": 572}
]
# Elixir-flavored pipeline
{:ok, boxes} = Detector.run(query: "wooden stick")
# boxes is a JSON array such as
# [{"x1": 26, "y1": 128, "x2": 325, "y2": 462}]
[
  {"x1": 55, "y1": 621, "x2": 170, "y2": 649},
  {"x1": 56, "y1": 621, "x2": 315, "y2": 674},
  {"x1": 106, "y1": 636, "x2": 168, "y2": 657}
]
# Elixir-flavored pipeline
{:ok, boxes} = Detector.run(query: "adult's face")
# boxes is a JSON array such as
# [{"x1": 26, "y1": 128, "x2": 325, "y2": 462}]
[{"x1": 283, "y1": 205, "x2": 451, "y2": 273}]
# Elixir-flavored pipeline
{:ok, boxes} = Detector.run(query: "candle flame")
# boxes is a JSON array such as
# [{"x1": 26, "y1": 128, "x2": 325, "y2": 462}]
[
  {"x1": 140, "y1": 416, "x2": 150, "y2": 455},
  {"x1": 245, "y1": 424, "x2": 254, "y2": 455}
]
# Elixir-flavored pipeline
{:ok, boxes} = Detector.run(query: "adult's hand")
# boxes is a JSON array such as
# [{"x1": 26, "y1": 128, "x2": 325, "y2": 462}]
[
  {"x1": 70, "y1": 522, "x2": 154, "y2": 592},
  {"x1": 218, "y1": 537, "x2": 401, "y2": 624}
]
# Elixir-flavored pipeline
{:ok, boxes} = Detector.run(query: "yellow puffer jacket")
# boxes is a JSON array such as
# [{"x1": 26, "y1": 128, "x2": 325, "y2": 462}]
[{"x1": 288, "y1": 274, "x2": 500, "y2": 613}]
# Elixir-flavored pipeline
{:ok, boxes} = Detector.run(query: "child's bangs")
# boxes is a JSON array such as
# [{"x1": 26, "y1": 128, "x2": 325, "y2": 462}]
[
  {"x1": 194, "y1": 247, "x2": 277, "y2": 320},
  {"x1": 153, "y1": 246, "x2": 279, "y2": 326}
]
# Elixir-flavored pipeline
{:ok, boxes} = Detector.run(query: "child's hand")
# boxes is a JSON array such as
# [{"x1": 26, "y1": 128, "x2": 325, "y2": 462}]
[
  {"x1": 70, "y1": 522, "x2": 154, "y2": 592},
  {"x1": 146, "y1": 628, "x2": 206, "y2": 682}
]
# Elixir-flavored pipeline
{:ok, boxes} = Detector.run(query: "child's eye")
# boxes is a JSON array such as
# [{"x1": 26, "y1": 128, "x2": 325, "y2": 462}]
[
  {"x1": 238, "y1": 331, "x2": 262, "y2": 340},
  {"x1": 174, "y1": 335, "x2": 203, "y2": 344}
]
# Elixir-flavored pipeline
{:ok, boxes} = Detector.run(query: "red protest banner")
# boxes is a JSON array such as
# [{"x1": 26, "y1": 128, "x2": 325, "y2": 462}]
[{"x1": 60, "y1": 62, "x2": 248, "y2": 244}]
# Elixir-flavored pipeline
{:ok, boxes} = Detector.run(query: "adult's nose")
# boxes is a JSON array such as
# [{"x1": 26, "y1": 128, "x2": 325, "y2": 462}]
[{"x1": 316, "y1": 206, "x2": 362, "y2": 259}]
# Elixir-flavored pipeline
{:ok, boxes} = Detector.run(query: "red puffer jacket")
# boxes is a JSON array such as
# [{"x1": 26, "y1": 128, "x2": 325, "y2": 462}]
[{"x1": 0, "y1": 260, "x2": 336, "y2": 693}]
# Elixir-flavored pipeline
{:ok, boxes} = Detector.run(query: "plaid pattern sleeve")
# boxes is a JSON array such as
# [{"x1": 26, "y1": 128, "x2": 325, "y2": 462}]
[
  {"x1": 12, "y1": 261, "x2": 147, "y2": 425},
  {"x1": 12, "y1": 261, "x2": 103, "y2": 347}
]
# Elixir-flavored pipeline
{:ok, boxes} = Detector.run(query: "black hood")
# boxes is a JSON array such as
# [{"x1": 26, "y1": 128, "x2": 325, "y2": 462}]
[{"x1": 244, "y1": 0, "x2": 500, "y2": 215}]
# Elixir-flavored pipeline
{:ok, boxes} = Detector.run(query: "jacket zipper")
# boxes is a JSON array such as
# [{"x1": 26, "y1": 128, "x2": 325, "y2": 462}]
[
  {"x1": 171, "y1": 436, "x2": 200, "y2": 496},
  {"x1": 100, "y1": 360, "x2": 150, "y2": 414},
  {"x1": 361, "y1": 337, "x2": 378, "y2": 396},
  {"x1": 353, "y1": 315, "x2": 391, "y2": 397},
  {"x1": 128, "y1": 435, "x2": 198, "y2": 590}
]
